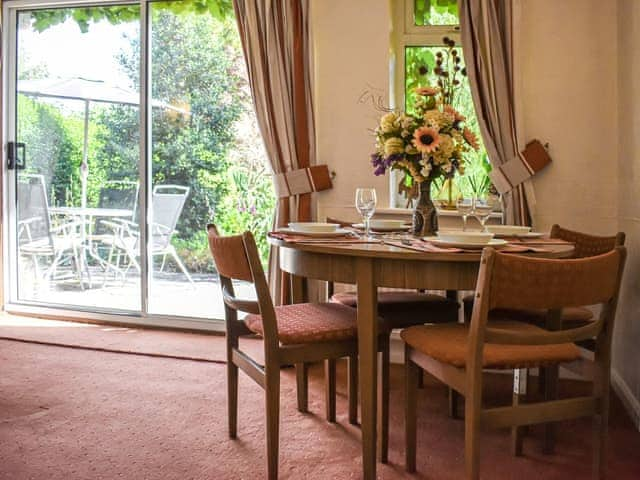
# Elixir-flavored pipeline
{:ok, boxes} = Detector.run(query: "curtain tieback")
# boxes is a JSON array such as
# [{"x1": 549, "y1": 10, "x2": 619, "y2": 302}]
[{"x1": 274, "y1": 165, "x2": 333, "y2": 198}]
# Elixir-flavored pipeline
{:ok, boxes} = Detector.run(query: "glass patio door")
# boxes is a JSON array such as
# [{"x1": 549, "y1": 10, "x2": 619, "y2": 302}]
[
  {"x1": 5, "y1": 2, "x2": 143, "y2": 314},
  {"x1": 4, "y1": 0, "x2": 268, "y2": 328}
]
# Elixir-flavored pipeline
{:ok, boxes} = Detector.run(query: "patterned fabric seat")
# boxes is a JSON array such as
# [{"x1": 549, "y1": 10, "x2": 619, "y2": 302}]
[
  {"x1": 331, "y1": 291, "x2": 459, "y2": 329},
  {"x1": 245, "y1": 302, "x2": 374, "y2": 345},
  {"x1": 401, "y1": 321, "x2": 581, "y2": 369}
]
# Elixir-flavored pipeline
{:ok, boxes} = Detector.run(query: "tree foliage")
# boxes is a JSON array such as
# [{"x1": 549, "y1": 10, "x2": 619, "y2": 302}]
[{"x1": 30, "y1": 1, "x2": 233, "y2": 33}]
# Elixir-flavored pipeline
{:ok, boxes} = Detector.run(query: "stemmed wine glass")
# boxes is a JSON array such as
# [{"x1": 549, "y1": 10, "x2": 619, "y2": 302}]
[
  {"x1": 355, "y1": 188, "x2": 377, "y2": 239},
  {"x1": 456, "y1": 197, "x2": 473, "y2": 231},
  {"x1": 472, "y1": 196, "x2": 496, "y2": 232}
]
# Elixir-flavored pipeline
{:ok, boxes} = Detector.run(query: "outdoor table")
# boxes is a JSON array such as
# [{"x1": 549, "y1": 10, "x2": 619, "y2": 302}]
[
  {"x1": 268, "y1": 235, "x2": 574, "y2": 480},
  {"x1": 49, "y1": 206, "x2": 134, "y2": 287}
]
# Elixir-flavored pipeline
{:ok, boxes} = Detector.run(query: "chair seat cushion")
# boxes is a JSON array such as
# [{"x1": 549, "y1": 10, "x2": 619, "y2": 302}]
[
  {"x1": 244, "y1": 302, "x2": 363, "y2": 345},
  {"x1": 462, "y1": 294, "x2": 593, "y2": 328},
  {"x1": 401, "y1": 321, "x2": 581, "y2": 369},
  {"x1": 331, "y1": 291, "x2": 459, "y2": 328}
]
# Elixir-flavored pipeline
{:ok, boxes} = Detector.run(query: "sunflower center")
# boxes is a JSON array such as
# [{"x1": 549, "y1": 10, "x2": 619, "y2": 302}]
[{"x1": 420, "y1": 134, "x2": 434, "y2": 145}]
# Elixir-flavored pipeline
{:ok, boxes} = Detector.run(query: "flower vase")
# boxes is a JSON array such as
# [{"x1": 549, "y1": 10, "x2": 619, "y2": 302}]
[{"x1": 412, "y1": 179, "x2": 438, "y2": 237}]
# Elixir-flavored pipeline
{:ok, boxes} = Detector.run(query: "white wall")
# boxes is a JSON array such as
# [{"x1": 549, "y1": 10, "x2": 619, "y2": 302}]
[
  {"x1": 312, "y1": 0, "x2": 639, "y2": 424},
  {"x1": 312, "y1": 0, "x2": 392, "y2": 222},
  {"x1": 615, "y1": 0, "x2": 640, "y2": 428}
]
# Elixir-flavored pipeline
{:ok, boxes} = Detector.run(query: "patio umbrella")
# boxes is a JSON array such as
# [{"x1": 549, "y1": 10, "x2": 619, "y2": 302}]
[{"x1": 18, "y1": 77, "x2": 186, "y2": 208}]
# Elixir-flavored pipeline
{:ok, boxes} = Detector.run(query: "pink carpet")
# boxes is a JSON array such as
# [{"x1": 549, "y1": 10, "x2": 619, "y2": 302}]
[{"x1": 1, "y1": 327, "x2": 640, "y2": 479}]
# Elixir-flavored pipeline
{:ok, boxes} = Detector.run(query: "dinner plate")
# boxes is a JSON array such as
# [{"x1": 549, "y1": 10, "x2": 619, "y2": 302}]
[
  {"x1": 485, "y1": 225, "x2": 531, "y2": 236},
  {"x1": 278, "y1": 227, "x2": 352, "y2": 237},
  {"x1": 424, "y1": 237, "x2": 508, "y2": 249},
  {"x1": 353, "y1": 223, "x2": 410, "y2": 232},
  {"x1": 493, "y1": 232, "x2": 543, "y2": 239},
  {"x1": 288, "y1": 222, "x2": 339, "y2": 233}
]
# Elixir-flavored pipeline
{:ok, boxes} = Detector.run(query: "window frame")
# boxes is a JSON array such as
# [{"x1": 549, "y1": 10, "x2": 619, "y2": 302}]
[{"x1": 389, "y1": 0, "x2": 461, "y2": 208}]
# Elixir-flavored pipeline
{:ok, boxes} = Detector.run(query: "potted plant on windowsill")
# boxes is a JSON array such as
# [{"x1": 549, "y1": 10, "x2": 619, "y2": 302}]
[{"x1": 370, "y1": 38, "x2": 480, "y2": 236}]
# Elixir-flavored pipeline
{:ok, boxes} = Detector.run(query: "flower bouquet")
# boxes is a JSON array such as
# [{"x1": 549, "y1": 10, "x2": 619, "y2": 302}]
[{"x1": 370, "y1": 38, "x2": 480, "y2": 236}]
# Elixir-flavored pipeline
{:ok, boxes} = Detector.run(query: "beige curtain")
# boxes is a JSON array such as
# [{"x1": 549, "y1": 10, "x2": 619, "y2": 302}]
[
  {"x1": 233, "y1": 0, "x2": 316, "y2": 304},
  {"x1": 459, "y1": 0, "x2": 532, "y2": 226}
]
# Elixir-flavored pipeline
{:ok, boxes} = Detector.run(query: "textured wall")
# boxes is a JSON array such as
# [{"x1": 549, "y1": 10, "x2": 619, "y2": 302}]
[{"x1": 615, "y1": 0, "x2": 640, "y2": 427}]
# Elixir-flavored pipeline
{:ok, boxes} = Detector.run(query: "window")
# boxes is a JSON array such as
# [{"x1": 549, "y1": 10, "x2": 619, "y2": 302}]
[{"x1": 391, "y1": 0, "x2": 491, "y2": 208}]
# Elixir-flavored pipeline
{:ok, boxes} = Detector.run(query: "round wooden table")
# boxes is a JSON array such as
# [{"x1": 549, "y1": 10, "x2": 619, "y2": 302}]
[{"x1": 269, "y1": 238, "x2": 574, "y2": 480}]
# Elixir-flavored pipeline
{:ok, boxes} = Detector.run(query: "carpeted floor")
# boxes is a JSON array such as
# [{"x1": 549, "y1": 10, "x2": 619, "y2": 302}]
[{"x1": 1, "y1": 326, "x2": 640, "y2": 479}]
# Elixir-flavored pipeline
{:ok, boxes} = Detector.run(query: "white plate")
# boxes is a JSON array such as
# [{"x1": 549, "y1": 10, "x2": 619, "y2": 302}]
[
  {"x1": 425, "y1": 237, "x2": 508, "y2": 249},
  {"x1": 493, "y1": 231, "x2": 543, "y2": 239},
  {"x1": 353, "y1": 223, "x2": 410, "y2": 232},
  {"x1": 436, "y1": 230, "x2": 494, "y2": 244},
  {"x1": 369, "y1": 219, "x2": 408, "y2": 229},
  {"x1": 278, "y1": 227, "x2": 352, "y2": 238},
  {"x1": 485, "y1": 225, "x2": 531, "y2": 236},
  {"x1": 288, "y1": 222, "x2": 340, "y2": 233}
]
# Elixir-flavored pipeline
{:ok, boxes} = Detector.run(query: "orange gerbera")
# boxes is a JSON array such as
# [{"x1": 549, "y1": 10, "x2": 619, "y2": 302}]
[
  {"x1": 413, "y1": 126, "x2": 441, "y2": 153},
  {"x1": 463, "y1": 127, "x2": 480, "y2": 151}
]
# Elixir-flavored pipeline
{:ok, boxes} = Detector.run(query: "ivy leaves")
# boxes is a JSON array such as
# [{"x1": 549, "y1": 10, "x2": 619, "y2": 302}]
[{"x1": 30, "y1": 1, "x2": 233, "y2": 33}]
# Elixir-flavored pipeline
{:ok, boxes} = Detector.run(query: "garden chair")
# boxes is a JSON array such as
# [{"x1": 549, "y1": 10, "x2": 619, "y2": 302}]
[
  {"x1": 100, "y1": 184, "x2": 193, "y2": 284},
  {"x1": 17, "y1": 173, "x2": 84, "y2": 288}
]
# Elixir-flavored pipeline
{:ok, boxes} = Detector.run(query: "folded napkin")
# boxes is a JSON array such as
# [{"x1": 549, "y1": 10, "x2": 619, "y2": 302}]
[
  {"x1": 384, "y1": 239, "x2": 471, "y2": 253},
  {"x1": 268, "y1": 231, "x2": 376, "y2": 244},
  {"x1": 505, "y1": 237, "x2": 573, "y2": 245},
  {"x1": 384, "y1": 239, "x2": 551, "y2": 254}
]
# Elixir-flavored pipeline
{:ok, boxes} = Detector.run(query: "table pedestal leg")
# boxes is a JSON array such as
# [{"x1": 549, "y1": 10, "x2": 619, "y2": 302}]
[{"x1": 356, "y1": 258, "x2": 378, "y2": 480}]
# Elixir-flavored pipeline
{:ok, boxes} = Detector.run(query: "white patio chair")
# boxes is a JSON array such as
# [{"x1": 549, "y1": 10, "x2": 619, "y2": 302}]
[
  {"x1": 100, "y1": 185, "x2": 194, "y2": 284},
  {"x1": 18, "y1": 174, "x2": 85, "y2": 288}
]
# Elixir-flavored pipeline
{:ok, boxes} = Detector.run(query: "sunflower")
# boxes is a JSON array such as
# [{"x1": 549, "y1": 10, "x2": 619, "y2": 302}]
[{"x1": 413, "y1": 126, "x2": 441, "y2": 153}]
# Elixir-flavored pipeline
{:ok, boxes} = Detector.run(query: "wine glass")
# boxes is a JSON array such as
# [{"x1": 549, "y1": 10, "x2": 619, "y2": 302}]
[
  {"x1": 355, "y1": 188, "x2": 377, "y2": 238},
  {"x1": 472, "y1": 197, "x2": 495, "y2": 231},
  {"x1": 456, "y1": 197, "x2": 474, "y2": 231}
]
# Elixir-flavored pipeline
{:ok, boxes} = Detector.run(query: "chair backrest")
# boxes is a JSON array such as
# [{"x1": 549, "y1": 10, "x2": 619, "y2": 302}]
[
  {"x1": 551, "y1": 224, "x2": 625, "y2": 258},
  {"x1": 17, "y1": 173, "x2": 52, "y2": 246},
  {"x1": 151, "y1": 185, "x2": 189, "y2": 250},
  {"x1": 207, "y1": 224, "x2": 278, "y2": 350},
  {"x1": 98, "y1": 180, "x2": 139, "y2": 221},
  {"x1": 468, "y1": 248, "x2": 626, "y2": 369}
]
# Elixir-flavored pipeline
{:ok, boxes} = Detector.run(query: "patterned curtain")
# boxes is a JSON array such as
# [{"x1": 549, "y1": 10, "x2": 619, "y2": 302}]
[
  {"x1": 459, "y1": 0, "x2": 533, "y2": 225},
  {"x1": 233, "y1": 0, "x2": 316, "y2": 304}
]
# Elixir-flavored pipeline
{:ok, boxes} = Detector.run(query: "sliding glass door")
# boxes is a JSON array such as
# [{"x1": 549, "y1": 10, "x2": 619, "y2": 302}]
[{"x1": 3, "y1": 0, "x2": 270, "y2": 327}]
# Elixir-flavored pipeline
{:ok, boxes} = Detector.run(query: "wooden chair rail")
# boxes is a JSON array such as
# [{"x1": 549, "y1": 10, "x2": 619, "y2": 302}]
[
  {"x1": 408, "y1": 347, "x2": 466, "y2": 395},
  {"x1": 232, "y1": 348, "x2": 266, "y2": 388},
  {"x1": 484, "y1": 319, "x2": 604, "y2": 346},
  {"x1": 481, "y1": 396, "x2": 600, "y2": 429},
  {"x1": 222, "y1": 290, "x2": 260, "y2": 315}
]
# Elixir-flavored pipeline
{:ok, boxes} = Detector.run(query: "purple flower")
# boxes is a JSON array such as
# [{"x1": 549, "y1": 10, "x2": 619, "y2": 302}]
[{"x1": 374, "y1": 165, "x2": 386, "y2": 176}]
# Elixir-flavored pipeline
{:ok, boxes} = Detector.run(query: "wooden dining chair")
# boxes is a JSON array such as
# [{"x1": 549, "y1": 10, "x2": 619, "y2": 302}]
[
  {"x1": 463, "y1": 224, "x2": 626, "y2": 327},
  {"x1": 206, "y1": 225, "x2": 390, "y2": 479},
  {"x1": 457, "y1": 225, "x2": 626, "y2": 431},
  {"x1": 402, "y1": 246, "x2": 626, "y2": 479}
]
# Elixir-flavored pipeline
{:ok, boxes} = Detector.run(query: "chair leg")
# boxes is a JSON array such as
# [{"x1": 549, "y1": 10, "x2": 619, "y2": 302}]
[
  {"x1": 405, "y1": 348, "x2": 420, "y2": 473},
  {"x1": 325, "y1": 359, "x2": 337, "y2": 423},
  {"x1": 465, "y1": 382, "x2": 482, "y2": 480},
  {"x1": 348, "y1": 354, "x2": 358, "y2": 425},
  {"x1": 228, "y1": 357, "x2": 239, "y2": 439},
  {"x1": 169, "y1": 247, "x2": 194, "y2": 284},
  {"x1": 265, "y1": 365, "x2": 281, "y2": 480},
  {"x1": 592, "y1": 357, "x2": 610, "y2": 479},
  {"x1": 295, "y1": 363, "x2": 309, "y2": 413},
  {"x1": 543, "y1": 365, "x2": 559, "y2": 454},
  {"x1": 449, "y1": 389, "x2": 461, "y2": 419},
  {"x1": 511, "y1": 368, "x2": 528, "y2": 456},
  {"x1": 378, "y1": 337, "x2": 390, "y2": 463}
]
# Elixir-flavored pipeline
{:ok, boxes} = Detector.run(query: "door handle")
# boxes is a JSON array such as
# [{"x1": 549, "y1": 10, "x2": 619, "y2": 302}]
[{"x1": 7, "y1": 142, "x2": 26, "y2": 170}]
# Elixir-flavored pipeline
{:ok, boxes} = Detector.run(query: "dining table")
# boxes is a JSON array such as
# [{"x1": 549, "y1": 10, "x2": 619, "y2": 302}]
[{"x1": 268, "y1": 233, "x2": 575, "y2": 480}]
